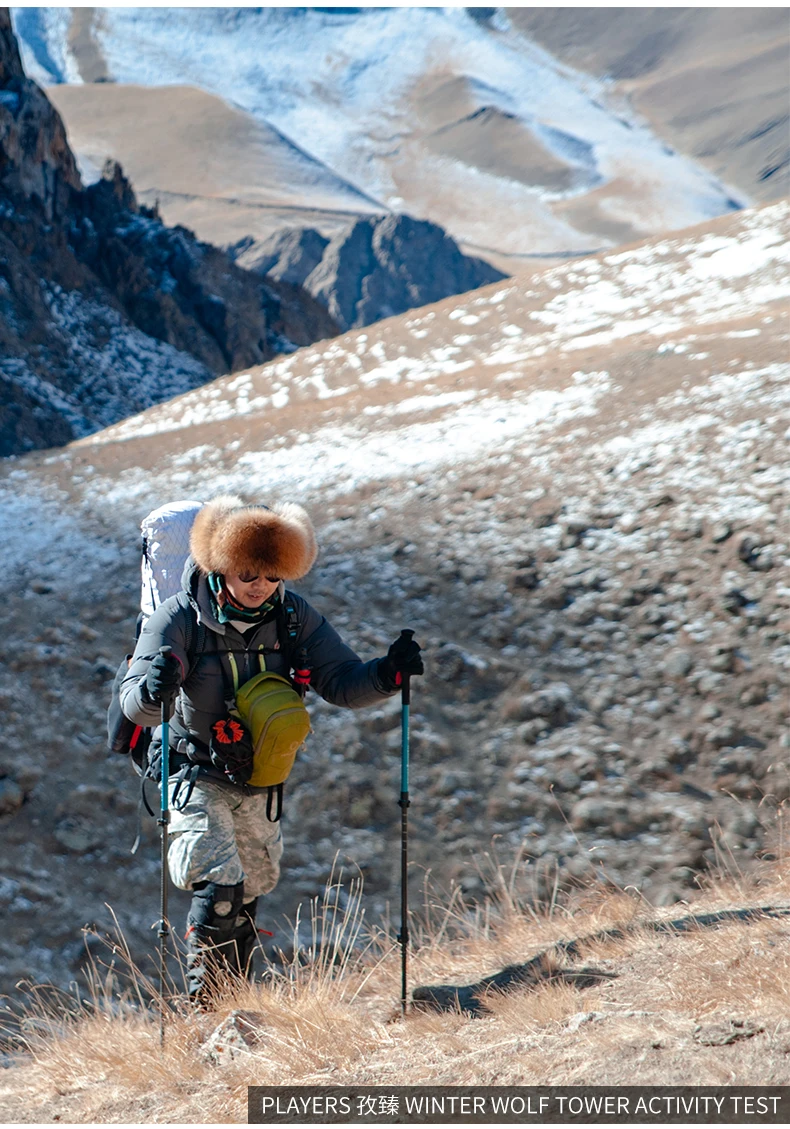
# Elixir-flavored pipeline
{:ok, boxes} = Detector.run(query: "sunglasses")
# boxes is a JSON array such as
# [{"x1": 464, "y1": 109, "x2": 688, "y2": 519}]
[{"x1": 237, "y1": 573, "x2": 281, "y2": 584}]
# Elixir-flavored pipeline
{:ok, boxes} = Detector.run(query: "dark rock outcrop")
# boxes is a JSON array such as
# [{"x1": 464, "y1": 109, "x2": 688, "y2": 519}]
[
  {"x1": 73, "y1": 162, "x2": 285, "y2": 375},
  {"x1": 0, "y1": 9, "x2": 338, "y2": 456},
  {"x1": 0, "y1": 11, "x2": 81, "y2": 220},
  {"x1": 237, "y1": 213, "x2": 508, "y2": 332},
  {"x1": 240, "y1": 227, "x2": 330, "y2": 290}
]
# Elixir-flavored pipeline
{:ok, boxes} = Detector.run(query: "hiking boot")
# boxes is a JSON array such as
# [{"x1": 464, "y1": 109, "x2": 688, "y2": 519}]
[{"x1": 184, "y1": 880, "x2": 245, "y2": 1005}]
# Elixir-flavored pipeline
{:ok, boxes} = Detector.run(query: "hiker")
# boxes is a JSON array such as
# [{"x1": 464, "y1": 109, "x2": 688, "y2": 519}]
[{"x1": 119, "y1": 494, "x2": 423, "y2": 1002}]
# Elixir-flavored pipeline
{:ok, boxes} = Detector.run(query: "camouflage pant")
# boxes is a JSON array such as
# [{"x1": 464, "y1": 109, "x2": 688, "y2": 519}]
[{"x1": 167, "y1": 778, "x2": 283, "y2": 898}]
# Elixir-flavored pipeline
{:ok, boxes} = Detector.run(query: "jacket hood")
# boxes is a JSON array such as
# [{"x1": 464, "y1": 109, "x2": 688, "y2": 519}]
[{"x1": 189, "y1": 495, "x2": 318, "y2": 581}]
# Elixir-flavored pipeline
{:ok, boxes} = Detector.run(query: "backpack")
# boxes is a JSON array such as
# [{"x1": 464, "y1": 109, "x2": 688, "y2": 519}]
[
  {"x1": 106, "y1": 501, "x2": 306, "y2": 771},
  {"x1": 107, "y1": 500, "x2": 205, "y2": 764},
  {"x1": 141, "y1": 500, "x2": 204, "y2": 616}
]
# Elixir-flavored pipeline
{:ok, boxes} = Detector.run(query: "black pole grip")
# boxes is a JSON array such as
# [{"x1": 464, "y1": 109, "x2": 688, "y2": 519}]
[{"x1": 399, "y1": 629, "x2": 414, "y2": 705}]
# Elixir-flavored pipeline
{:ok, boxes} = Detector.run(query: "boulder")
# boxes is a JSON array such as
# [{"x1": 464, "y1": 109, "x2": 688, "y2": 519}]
[
  {"x1": 0, "y1": 778, "x2": 24, "y2": 816},
  {"x1": 693, "y1": 1019, "x2": 763, "y2": 1046},
  {"x1": 737, "y1": 532, "x2": 774, "y2": 571},
  {"x1": 202, "y1": 1010, "x2": 267, "y2": 1066},
  {"x1": 662, "y1": 651, "x2": 694, "y2": 678},
  {"x1": 739, "y1": 682, "x2": 768, "y2": 707},
  {"x1": 570, "y1": 798, "x2": 627, "y2": 831},
  {"x1": 53, "y1": 814, "x2": 102, "y2": 854},
  {"x1": 506, "y1": 683, "x2": 576, "y2": 726},
  {"x1": 509, "y1": 567, "x2": 539, "y2": 591},
  {"x1": 517, "y1": 718, "x2": 550, "y2": 744}
]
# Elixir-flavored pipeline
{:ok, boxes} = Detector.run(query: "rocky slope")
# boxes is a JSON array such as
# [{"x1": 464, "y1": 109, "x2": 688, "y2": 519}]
[
  {"x1": 233, "y1": 214, "x2": 506, "y2": 333},
  {"x1": 0, "y1": 9, "x2": 338, "y2": 456},
  {"x1": 0, "y1": 200, "x2": 786, "y2": 1004}
]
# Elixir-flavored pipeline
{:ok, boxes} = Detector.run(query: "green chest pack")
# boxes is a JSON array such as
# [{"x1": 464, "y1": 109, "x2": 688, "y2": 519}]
[{"x1": 234, "y1": 671, "x2": 311, "y2": 788}]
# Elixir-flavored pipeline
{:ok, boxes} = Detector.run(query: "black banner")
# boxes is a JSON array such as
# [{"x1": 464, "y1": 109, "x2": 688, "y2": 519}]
[{"x1": 248, "y1": 1086, "x2": 788, "y2": 1124}]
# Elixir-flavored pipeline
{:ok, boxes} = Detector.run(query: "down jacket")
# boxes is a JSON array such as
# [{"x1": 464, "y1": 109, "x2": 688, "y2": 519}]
[{"x1": 120, "y1": 559, "x2": 395, "y2": 792}]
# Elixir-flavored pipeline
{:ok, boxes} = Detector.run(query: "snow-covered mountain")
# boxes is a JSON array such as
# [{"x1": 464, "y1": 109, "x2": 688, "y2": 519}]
[
  {"x1": 0, "y1": 10, "x2": 502, "y2": 455},
  {"x1": 0, "y1": 199, "x2": 786, "y2": 1000},
  {"x1": 13, "y1": 6, "x2": 758, "y2": 263}
]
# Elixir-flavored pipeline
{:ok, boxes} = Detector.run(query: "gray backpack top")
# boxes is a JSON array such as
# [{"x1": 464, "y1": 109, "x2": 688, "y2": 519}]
[{"x1": 140, "y1": 499, "x2": 203, "y2": 619}]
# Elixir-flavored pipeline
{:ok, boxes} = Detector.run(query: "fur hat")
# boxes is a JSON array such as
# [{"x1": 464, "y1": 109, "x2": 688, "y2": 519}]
[{"x1": 190, "y1": 495, "x2": 318, "y2": 580}]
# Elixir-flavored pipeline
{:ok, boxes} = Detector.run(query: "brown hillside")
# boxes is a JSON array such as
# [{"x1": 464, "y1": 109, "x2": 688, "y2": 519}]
[{"x1": 509, "y1": 8, "x2": 789, "y2": 203}]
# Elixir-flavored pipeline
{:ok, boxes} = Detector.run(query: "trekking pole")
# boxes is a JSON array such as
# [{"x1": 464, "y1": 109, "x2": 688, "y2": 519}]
[
  {"x1": 397, "y1": 629, "x2": 414, "y2": 1018},
  {"x1": 157, "y1": 645, "x2": 172, "y2": 1049}
]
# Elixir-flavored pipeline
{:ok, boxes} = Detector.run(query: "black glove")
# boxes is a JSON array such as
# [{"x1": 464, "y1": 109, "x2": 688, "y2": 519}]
[
  {"x1": 209, "y1": 716, "x2": 254, "y2": 786},
  {"x1": 143, "y1": 651, "x2": 182, "y2": 706},
  {"x1": 378, "y1": 633, "x2": 424, "y2": 691}
]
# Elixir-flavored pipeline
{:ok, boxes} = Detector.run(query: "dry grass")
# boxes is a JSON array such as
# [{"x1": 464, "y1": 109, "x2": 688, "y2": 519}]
[{"x1": 1, "y1": 852, "x2": 790, "y2": 1122}]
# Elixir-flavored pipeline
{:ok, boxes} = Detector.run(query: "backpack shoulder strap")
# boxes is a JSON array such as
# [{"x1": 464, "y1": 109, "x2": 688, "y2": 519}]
[
  {"x1": 277, "y1": 591, "x2": 301, "y2": 665},
  {"x1": 280, "y1": 590, "x2": 311, "y2": 695},
  {"x1": 182, "y1": 595, "x2": 195, "y2": 657}
]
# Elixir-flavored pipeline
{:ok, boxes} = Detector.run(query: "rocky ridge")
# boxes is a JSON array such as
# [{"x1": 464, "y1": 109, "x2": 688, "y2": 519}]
[
  {"x1": 0, "y1": 9, "x2": 338, "y2": 456},
  {"x1": 0, "y1": 12, "x2": 80, "y2": 218},
  {"x1": 0, "y1": 201, "x2": 786, "y2": 1002},
  {"x1": 233, "y1": 214, "x2": 506, "y2": 333}
]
